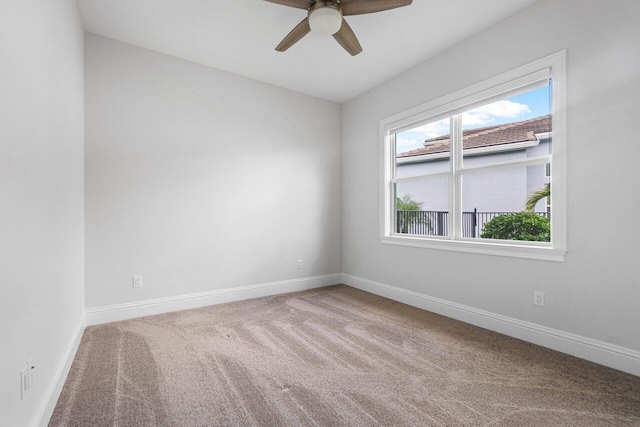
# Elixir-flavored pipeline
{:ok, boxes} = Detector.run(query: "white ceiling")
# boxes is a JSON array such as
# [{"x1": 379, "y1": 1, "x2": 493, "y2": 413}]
[{"x1": 78, "y1": 0, "x2": 540, "y2": 104}]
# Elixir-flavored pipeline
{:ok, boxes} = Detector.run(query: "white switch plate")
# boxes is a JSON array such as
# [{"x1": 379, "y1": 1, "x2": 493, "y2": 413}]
[
  {"x1": 133, "y1": 276, "x2": 142, "y2": 288},
  {"x1": 297, "y1": 260, "x2": 302, "y2": 269},
  {"x1": 533, "y1": 291, "x2": 545, "y2": 307}
]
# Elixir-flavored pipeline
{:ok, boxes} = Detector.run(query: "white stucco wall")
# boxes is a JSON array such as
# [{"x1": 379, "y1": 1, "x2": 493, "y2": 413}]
[{"x1": 396, "y1": 139, "x2": 550, "y2": 216}]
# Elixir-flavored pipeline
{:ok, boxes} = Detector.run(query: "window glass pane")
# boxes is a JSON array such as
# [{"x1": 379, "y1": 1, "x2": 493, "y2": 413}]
[
  {"x1": 394, "y1": 176, "x2": 449, "y2": 236},
  {"x1": 461, "y1": 82, "x2": 552, "y2": 167},
  {"x1": 395, "y1": 119, "x2": 450, "y2": 178},
  {"x1": 461, "y1": 164, "x2": 550, "y2": 242}
]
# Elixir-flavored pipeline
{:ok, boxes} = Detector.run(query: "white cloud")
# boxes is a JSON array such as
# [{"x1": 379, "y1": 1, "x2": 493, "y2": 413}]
[
  {"x1": 471, "y1": 100, "x2": 531, "y2": 118},
  {"x1": 461, "y1": 113, "x2": 492, "y2": 126},
  {"x1": 397, "y1": 138, "x2": 418, "y2": 148},
  {"x1": 463, "y1": 100, "x2": 531, "y2": 127},
  {"x1": 396, "y1": 138, "x2": 423, "y2": 153},
  {"x1": 412, "y1": 118, "x2": 450, "y2": 139}
]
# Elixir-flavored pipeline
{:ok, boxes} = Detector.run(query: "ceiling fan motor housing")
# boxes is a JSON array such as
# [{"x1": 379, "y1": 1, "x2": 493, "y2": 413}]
[{"x1": 308, "y1": 2, "x2": 342, "y2": 36}]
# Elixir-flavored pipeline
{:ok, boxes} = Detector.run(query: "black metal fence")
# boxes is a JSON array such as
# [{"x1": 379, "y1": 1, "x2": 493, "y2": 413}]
[{"x1": 396, "y1": 209, "x2": 550, "y2": 238}]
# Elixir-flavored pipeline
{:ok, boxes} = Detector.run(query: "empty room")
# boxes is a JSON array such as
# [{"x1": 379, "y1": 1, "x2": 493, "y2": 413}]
[{"x1": 2, "y1": 0, "x2": 640, "y2": 425}]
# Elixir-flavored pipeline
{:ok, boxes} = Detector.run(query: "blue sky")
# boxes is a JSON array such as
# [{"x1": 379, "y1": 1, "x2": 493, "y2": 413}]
[{"x1": 396, "y1": 83, "x2": 551, "y2": 154}]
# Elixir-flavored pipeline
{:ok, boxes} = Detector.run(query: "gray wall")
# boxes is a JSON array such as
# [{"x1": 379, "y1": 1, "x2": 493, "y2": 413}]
[
  {"x1": 342, "y1": 0, "x2": 640, "y2": 352},
  {"x1": 0, "y1": 0, "x2": 85, "y2": 425},
  {"x1": 84, "y1": 35, "x2": 342, "y2": 309}
]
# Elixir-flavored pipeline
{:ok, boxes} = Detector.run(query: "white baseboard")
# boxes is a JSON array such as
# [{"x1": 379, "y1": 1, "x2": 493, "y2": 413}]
[
  {"x1": 35, "y1": 313, "x2": 86, "y2": 427},
  {"x1": 86, "y1": 274, "x2": 342, "y2": 326},
  {"x1": 342, "y1": 273, "x2": 640, "y2": 377}
]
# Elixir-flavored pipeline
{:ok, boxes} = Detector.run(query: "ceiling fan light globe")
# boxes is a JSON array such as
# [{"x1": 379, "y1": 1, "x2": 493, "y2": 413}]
[{"x1": 309, "y1": 7, "x2": 342, "y2": 36}]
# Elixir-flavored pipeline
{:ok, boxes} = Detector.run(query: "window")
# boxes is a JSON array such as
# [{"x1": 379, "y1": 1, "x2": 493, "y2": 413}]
[{"x1": 380, "y1": 52, "x2": 566, "y2": 261}]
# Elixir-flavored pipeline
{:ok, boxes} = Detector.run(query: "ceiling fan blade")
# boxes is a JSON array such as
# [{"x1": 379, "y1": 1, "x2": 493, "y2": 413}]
[
  {"x1": 264, "y1": 0, "x2": 313, "y2": 10},
  {"x1": 333, "y1": 18, "x2": 362, "y2": 56},
  {"x1": 340, "y1": 0, "x2": 412, "y2": 16},
  {"x1": 275, "y1": 18, "x2": 311, "y2": 52}
]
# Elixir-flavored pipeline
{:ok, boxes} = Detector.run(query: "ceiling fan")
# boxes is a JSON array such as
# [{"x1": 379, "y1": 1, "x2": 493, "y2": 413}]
[{"x1": 265, "y1": 0, "x2": 413, "y2": 56}]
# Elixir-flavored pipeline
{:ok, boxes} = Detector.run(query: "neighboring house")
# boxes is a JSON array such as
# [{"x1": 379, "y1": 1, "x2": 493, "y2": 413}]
[{"x1": 396, "y1": 115, "x2": 552, "y2": 215}]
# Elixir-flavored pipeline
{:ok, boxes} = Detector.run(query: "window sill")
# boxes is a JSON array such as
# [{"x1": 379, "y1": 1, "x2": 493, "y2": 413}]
[{"x1": 381, "y1": 235, "x2": 566, "y2": 262}]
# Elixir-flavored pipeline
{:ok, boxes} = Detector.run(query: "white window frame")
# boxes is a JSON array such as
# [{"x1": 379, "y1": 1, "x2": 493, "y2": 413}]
[{"x1": 380, "y1": 51, "x2": 567, "y2": 262}]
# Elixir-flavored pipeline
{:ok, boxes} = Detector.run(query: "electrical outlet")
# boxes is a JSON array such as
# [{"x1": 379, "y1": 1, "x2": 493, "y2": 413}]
[
  {"x1": 28, "y1": 359, "x2": 35, "y2": 388},
  {"x1": 133, "y1": 275, "x2": 143, "y2": 288},
  {"x1": 20, "y1": 359, "x2": 35, "y2": 399},
  {"x1": 27, "y1": 359, "x2": 36, "y2": 389},
  {"x1": 297, "y1": 260, "x2": 303, "y2": 269},
  {"x1": 533, "y1": 291, "x2": 545, "y2": 307}
]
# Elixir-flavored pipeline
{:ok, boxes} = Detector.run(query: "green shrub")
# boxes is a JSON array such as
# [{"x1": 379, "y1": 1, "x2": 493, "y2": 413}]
[{"x1": 481, "y1": 212, "x2": 550, "y2": 242}]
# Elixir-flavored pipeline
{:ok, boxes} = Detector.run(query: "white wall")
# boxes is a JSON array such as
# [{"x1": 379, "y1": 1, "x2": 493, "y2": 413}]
[
  {"x1": 0, "y1": 1, "x2": 85, "y2": 426},
  {"x1": 342, "y1": 0, "x2": 640, "y2": 354},
  {"x1": 84, "y1": 34, "x2": 342, "y2": 309}
]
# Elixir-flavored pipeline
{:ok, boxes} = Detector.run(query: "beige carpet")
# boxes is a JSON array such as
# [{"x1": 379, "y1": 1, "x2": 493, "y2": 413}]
[{"x1": 50, "y1": 285, "x2": 640, "y2": 426}]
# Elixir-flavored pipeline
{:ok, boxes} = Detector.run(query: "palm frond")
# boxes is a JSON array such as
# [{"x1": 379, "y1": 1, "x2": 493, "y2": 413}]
[{"x1": 525, "y1": 183, "x2": 550, "y2": 211}]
